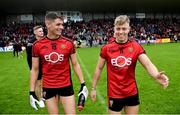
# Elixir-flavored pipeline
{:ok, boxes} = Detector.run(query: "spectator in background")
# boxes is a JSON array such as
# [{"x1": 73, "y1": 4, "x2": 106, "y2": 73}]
[
  {"x1": 147, "y1": 35, "x2": 151, "y2": 45},
  {"x1": 17, "y1": 42, "x2": 23, "y2": 58},
  {"x1": 174, "y1": 34, "x2": 178, "y2": 43},
  {"x1": 13, "y1": 41, "x2": 18, "y2": 57}
]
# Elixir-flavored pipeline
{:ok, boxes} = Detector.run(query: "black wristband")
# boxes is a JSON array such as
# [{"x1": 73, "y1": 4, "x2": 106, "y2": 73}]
[
  {"x1": 29, "y1": 91, "x2": 35, "y2": 95},
  {"x1": 79, "y1": 82, "x2": 85, "y2": 93},
  {"x1": 81, "y1": 82, "x2": 85, "y2": 87},
  {"x1": 29, "y1": 91, "x2": 38, "y2": 100}
]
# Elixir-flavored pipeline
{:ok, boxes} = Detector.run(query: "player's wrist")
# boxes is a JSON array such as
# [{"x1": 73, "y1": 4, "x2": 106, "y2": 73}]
[
  {"x1": 81, "y1": 82, "x2": 86, "y2": 87},
  {"x1": 91, "y1": 87, "x2": 96, "y2": 91},
  {"x1": 29, "y1": 91, "x2": 38, "y2": 100},
  {"x1": 29, "y1": 91, "x2": 35, "y2": 95}
]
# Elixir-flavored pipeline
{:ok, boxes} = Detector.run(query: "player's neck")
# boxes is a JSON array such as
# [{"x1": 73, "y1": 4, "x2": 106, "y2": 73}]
[
  {"x1": 47, "y1": 34, "x2": 60, "y2": 40},
  {"x1": 115, "y1": 39, "x2": 128, "y2": 44},
  {"x1": 36, "y1": 36, "x2": 43, "y2": 41}
]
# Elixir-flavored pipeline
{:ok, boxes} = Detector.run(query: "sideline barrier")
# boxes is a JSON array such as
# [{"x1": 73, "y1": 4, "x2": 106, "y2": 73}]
[
  {"x1": 138, "y1": 38, "x2": 170, "y2": 44},
  {"x1": 0, "y1": 46, "x2": 26, "y2": 52}
]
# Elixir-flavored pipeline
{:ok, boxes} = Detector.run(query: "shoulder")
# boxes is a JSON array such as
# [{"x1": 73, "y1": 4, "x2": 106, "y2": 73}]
[
  {"x1": 33, "y1": 37, "x2": 46, "y2": 46},
  {"x1": 61, "y1": 36, "x2": 73, "y2": 42},
  {"x1": 108, "y1": 37, "x2": 116, "y2": 43},
  {"x1": 61, "y1": 36, "x2": 74, "y2": 45},
  {"x1": 101, "y1": 41, "x2": 114, "y2": 51},
  {"x1": 129, "y1": 40, "x2": 145, "y2": 53},
  {"x1": 28, "y1": 37, "x2": 36, "y2": 43},
  {"x1": 129, "y1": 40, "x2": 141, "y2": 46}
]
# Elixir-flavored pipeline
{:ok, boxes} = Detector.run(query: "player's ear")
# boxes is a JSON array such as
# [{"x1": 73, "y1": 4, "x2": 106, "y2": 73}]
[
  {"x1": 33, "y1": 30, "x2": 36, "y2": 35},
  {"x1": 45, "y1": 20, "x2": 51, "y2": 28}
]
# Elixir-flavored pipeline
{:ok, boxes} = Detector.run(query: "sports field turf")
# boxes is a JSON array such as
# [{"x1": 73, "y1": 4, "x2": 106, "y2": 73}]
[{"x1": 0, "y1": 43, "x2": 180, "y2": 114}]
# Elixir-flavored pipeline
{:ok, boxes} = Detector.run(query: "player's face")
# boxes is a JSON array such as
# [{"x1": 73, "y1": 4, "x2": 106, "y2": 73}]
[
  {"x1": 49, "y1": 18, "x2": 64, "y2": 36},
  {"x1": 34, "y1": 28, "x2": 44, "y2": 40},
  {"x1": 114, "y1": 22, "x2": 130, "y2": 43}
]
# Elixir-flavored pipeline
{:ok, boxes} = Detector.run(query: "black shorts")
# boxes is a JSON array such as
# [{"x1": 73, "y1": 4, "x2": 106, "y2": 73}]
[
  {"x1": 43, "y1": 85, "x2": 74, "y2": 100},
  {"x1": 108, "y1": 94, "x2": 140, "y2": 112}
]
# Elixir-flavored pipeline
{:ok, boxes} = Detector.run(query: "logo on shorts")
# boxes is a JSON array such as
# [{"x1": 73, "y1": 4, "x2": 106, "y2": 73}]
[
  {"x1": 43, "y1": 91, "x2": 46, "y2": 99},
  {"x1": 44, "y1": 52, "x2": 64, "y2": 63},
  {"x1": 111, "y1": 56, "x2": 132, "y2": 67},
  {"x1": 109, "y1": 99, "x2": 113, "y2": 107}
]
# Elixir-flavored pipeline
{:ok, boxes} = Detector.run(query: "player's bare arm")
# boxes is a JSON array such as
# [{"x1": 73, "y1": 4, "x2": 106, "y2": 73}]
[
  {"x1": 91, "y1": 56, "x2": 105, "y2": 102},
  {"x1": 70, "y1": 53, "x2": 85, "y2": 83},
  {"x1": 29, "y1": 57, "x2": 40, "y2": 110},
  {"x1": 138, "y1": 54, "x2": 169, "y2": 88},
  {"x1": 30, "y1": 57, "x2": 40, "y2": 91},
  {"x1": 70, "y1": 53, "x2": 89, "y2": 111}
]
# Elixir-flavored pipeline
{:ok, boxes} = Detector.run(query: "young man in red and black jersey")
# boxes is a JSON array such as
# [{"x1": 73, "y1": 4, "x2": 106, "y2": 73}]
[
  {"x1": 27, "y1": 25, "x2": 45, "y2": 109},
  {"x1": 29, "y1": 12, "x2": 88, "y2": 114},
  {"x1": 91, "y1": 15, "x2": 169, "y2": 114}
]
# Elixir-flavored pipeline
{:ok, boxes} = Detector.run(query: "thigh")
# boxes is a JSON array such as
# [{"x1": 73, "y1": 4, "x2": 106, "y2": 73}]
[
  {"x1": 124, "y1": 94, "x2": 140, "y2": 106},
  {"x1": 60, "y1": 95, "x2": 76, "y2": 114},
  {"x1": 124, "y1": 94, "x2": 140, "y2": 114},
  {"x1": 45, "y1": 96, "x2": 59, "y2": 114},
  {"x1": 124, "y1": 105, "x2": 139, "y2": 114},
  {"x1": 108, "y1": 109, "x2": 122, "y2": 114}
]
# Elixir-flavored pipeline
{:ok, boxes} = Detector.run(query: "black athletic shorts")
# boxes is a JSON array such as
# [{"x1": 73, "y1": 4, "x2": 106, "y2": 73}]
[
  {"x1": 108, "y1": 94, "x2": 140, "y2": 112},
  {"x1": 42, "y1": 85, "x2": 74, "y2": 100}
]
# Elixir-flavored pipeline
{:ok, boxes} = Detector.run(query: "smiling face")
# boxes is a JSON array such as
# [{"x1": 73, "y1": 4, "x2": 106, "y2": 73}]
[
  {"x1": 34, "y1": 27, "x2": 44, "y2": 40},
  {"x1": 114, "y1": 22, "x2": 130, "y2": 43},
  {"x1": 46, "y1": 18, "x2": 64, "y2": 37},
  {"x1": 45, "y1": 12, "x2": 64, "y2": 38},
  {"x1": 113, "y1": 15, "x2": 130, "y2": 43}
]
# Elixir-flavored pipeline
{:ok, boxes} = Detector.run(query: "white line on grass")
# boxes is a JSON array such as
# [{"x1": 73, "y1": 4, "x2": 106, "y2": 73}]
[{"x1": 76, "y1": 53, "x2": 107, "y2": 109}]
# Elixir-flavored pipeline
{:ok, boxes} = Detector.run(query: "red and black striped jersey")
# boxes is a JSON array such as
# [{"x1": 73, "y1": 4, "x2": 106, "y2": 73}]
[
  {"x1": 32, "y1": 36, "x2": 75, "y2": 88},
  {"x1": 100, "y1": 40, "x2": 145, "y2": 98}
]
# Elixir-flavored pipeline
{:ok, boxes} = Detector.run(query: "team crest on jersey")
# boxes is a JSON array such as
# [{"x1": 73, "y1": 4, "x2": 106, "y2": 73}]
[
  {"x1": 128, "y1": 47, "x2": 133, "y2": 53},
  {"x1": 61, "y1": 44, "x2": 65, "y2": 49}
]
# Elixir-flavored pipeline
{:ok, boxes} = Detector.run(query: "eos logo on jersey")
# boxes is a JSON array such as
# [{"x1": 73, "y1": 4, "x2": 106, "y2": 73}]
[
  {"x1": 111, "y1": 56, "x2": 132, "y2": 67},
  {"x1": 44, "y1": 52, "x2": 64, "y2": 63}
]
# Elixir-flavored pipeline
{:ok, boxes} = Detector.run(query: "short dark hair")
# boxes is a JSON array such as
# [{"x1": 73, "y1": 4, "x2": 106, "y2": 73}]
[{"x1": 45, "y1": 12, "x2": 63, "y2": 21}]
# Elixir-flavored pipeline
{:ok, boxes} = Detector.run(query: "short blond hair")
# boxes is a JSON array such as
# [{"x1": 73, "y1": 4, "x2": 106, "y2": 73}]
[
  {"x1": 114, "y1": 15, "x2": 130, "y2": 26},
  {"x1": 33, "y1": 25, "x2": 43, "y2": 32}
]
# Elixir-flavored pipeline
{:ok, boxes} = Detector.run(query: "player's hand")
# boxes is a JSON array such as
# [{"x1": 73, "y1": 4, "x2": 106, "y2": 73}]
[
  {"x1": 156, "y1": 71, "x2": 169, "y2": 89},
  {"x1": 78, "y1": 82, "x2": 88, "y2": 100},
  {"x1": 29, "y1": 91, "x2": 39, "y2": 110},
  {"x1": 90, "y1": 88, "x2": 96, "y2": 102}
]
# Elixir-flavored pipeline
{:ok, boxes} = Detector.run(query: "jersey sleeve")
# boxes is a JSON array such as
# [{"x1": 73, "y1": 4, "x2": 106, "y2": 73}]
[
  {"x1": 32, "y1": 43, "x2": 40, "y2": 57},
  {"x1": 100, "y1": 45, "x2": 107, "y2": 60},
  {"x1": 70, "y1": 42, "x2": 75, "y2": 54},
  {"x1": 137, "y1": 43, "x2": 146, "y2": 56}
]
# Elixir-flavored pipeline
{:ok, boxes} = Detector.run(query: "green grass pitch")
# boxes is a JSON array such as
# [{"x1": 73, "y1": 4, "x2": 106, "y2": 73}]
[{"x1": 0, "y1": 43, "x2": 180, "y2": 114}]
